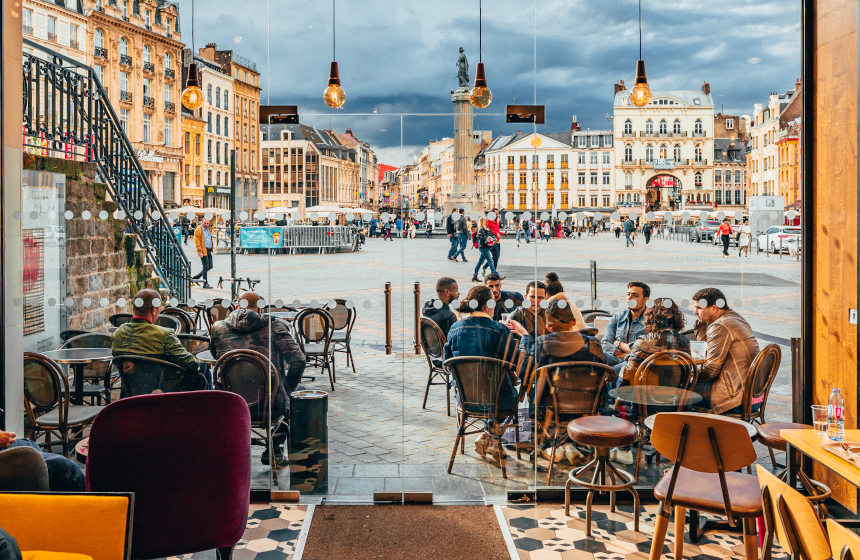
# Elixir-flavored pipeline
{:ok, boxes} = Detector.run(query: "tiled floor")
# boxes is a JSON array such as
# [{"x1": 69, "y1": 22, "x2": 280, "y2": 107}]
[
  {"x1": 501, "y1": 503, "x2": 789, "y2": 560},
  {"x1": 165, "y1": 504, "x2": 307, "y2": 560}
]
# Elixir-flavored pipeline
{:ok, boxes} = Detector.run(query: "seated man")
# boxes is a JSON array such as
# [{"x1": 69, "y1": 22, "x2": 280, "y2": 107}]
[
  {"x1": 601, "y1": 281, "x2": 650, "y2": 366},
  {"x1": 111, "y1": 288, "x2": 200, "y2": 393},
  {"x1": 506, "y1": 280, "x2": 547, "y2": 337},
  {"x1": 422, "y1": 277, "x2": 459, "y2": 336},
  {"x1": 210, "y1": 291, "x2": 306, "y2": 466},
  {"x1": 692, "y1": 288, "x2": 760, "y2": 414},
  {"x1": 0, "y1": 430, "x2": 84, "y2": 491},
  {"x1": 483, "y1": 273, "x2": 523, "y2": 321}
]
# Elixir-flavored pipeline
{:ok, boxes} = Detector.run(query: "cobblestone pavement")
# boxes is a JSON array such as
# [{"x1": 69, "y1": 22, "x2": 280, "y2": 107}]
[{"x1": 188, "y1": 234, "x2": 800, "y2": 500}]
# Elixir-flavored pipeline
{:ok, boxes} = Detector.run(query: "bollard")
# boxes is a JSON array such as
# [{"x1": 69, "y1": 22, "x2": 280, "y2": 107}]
[
  {"x1": 288, "y1": 390, "x2": 328, "y2": 493},
  {"x1": 589, "y1": 260, "x2": 597, "y2": 309},
  {"x1": 384, "y1": 282, "x2": 392, "y2": 354},
  {"x1": 413, "y1": 281, "x2": 421, "y2": 354}
]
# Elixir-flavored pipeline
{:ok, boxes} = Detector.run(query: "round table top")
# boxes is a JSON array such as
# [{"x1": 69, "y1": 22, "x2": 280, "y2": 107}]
[
  {"x1": 644, "y1": 412, "x2": 759, "y2": 439},
  {"x1": 268, "y1": 311, "x2": 299, "y2": 320},
  {"x1": 41, "y1": 348, "x2": 113, "y2": 364},
  {"x1": 75, "y1": 436, "x2": 89, "y2": 463},
  {"x1": 195, "y1": 349, "x2": 216, "y2": 364},
  {"x1": 611, "y1": 385, "x2": 703, "y2": 407}
]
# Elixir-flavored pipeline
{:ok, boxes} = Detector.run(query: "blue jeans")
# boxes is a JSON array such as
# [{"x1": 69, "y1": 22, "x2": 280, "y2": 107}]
[
  {"x1": 625, "y1": 232, "x2": 633, "y2": 246},
  {"x1": 474, "y1": 247, "x2": 497, "y2": 275},
  {"x1": 447, "y1": 235, "x2": 459, "y2": 258},
  {"x1": 9, "y1": 438, "x2": 85, "y2": 491},
  {"x1": 453, "y1": 233, "x2": 468, "y2": 259},
  {"x1": 516, "y1": 230, "x2": 524, "y2": 243}
]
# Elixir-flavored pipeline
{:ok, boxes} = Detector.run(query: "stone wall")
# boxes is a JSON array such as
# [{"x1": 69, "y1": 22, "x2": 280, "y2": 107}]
[{"x1": 23, "y1": 154, "x2": 161, "y2": 332}]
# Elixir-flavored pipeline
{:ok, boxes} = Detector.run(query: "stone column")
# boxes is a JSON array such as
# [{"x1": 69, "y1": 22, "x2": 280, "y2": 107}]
[{"x1": 446, "y1": 88, "x2": 483, "y2": 214}]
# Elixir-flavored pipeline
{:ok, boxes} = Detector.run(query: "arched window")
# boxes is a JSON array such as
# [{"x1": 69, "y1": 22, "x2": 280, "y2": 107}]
[
  {"x1": 695, "y1": 172, "x2": 702, "y2": 186},
  {"x1": 207, "y1": 85, "x2": 212, "y2": 104},
  {"x1": 94, "y1": 29, "x2": 104, "y2": 48},
  {"x1": 645, "y1": 120, "x2": 654, "y2": 135},
  {"x1": 216, "y1": 141, "x2": 221, "y2": 163},
  {"x1": 164, "y1": 52, "x2": 172, "y2": 70},
  {"x1": 645, "y1": 144, "x2": 654, "y2": 162},
  {"x1": 216, "y1": 114, "x2": 220, "y2": 135},
  {"x1": 224, "y1": 143, "x2": 229, "y2": 163},
  {"x1": 216, "y1": 171, "x2": 221, "y2": 184},
  {"x1": 625, "y1": 172, "x2": 632, "y2": 187},
  {"x1": 673, "y1": 119, "x2": 681, "y2": 134},
  {"x1": 223, "y1": 117, "x2": 228, "y2": 137},
  {"x1": 143, "y1": 45, "x2": 151, "y2": 64},
  {"x1": 694, "y1": 145, "x2": 703, "y2": 162},
  {"x1": 215, "y1": 87, "x2": 221, "y2": 108},
  {"x1": 659, "y1": 119, "x2": 667, "y2": 135},
  {"x1": 694, "y1": 119, "x2": 703, "y2": 135},
  {"x1": 623, "y1": 119, "x2": 633, "y2": 135},
  {"x1": 224, "y1": 90, "x2": 229, "y2": 110},
  {"x1": 624, "y1": 144, "x2": 632, "y2": 163},
  {"x1": 120, "y1": 37, "x2": 129, "y2": 56},
  {"x1": 659, "y1": 144, "x2": 668, "y2": 159},
  {"x1": 673, "y1": 144, "x2": 681, "y2": 161}
]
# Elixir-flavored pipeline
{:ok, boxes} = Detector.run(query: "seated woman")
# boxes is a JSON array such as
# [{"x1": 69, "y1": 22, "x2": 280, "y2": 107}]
[
  {"x1": 620, "y1": 297, "x2": 690, "y2": 385},
  {"x1": 443, "y1": 285, "x2": 524, "y2": 461}
]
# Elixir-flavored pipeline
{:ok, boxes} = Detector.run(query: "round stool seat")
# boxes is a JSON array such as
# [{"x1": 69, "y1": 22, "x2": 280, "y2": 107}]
[
  {"x1": 758, "y1": 422, "x2": 812, "y2": 451},
  {"x1": 568, "y1": 416, "x2": 637, "y2": 448}
]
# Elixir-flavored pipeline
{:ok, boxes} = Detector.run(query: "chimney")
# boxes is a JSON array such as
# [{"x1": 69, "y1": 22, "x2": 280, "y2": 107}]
[
  {"x1": 702, "y1": 81, "x2": 710, "y2": 95},
  {"x1": 570, "y1": 114, "x2": 581, "y2": 131},
  {"x1": 614, "y1": 79, "x2": 626, "y2": 94},
  {"x1": 795, "y1": 77, "x2": 801, "y2": 91}
]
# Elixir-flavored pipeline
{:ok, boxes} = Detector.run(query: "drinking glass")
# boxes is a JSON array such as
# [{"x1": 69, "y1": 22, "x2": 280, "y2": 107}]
[
  {"x1": 811, "y1": 405, "x2": 828, "y2": 435},
  {"x1": 500, "y1": 313, "x2": 511, "y2": 323}
]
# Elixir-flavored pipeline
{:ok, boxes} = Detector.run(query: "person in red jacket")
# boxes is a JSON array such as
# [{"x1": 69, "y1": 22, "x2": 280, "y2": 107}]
[
  {"x1": 717, "y1": 218, "x2": 734, "y2": 258},
  {"x1": 481, "y1": 209, "x2": 503, "y2": 276}
]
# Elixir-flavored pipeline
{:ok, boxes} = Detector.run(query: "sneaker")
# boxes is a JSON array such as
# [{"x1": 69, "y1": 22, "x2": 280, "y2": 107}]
[
  {"x1": 261, "y1": 449, "x2": 288, "y2": 467},
  {"x1": 610, "y1": 448, "x2": 634, "y2": 465},
  {"x1": 202, "y1": 283, "x2": 213, "y2": 289},
  {"x1": 461, "y1": 258, "x2": 469, "y2": 262}
]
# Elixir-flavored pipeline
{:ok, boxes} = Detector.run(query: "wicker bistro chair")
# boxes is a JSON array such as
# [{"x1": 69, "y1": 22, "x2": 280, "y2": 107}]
[
  {"x1": 23, "y1": 352, "x2": 104, "y2": 457},
  {"x1": 214, "y1": 349, "x2": 287, "y2": 477},
  {"x1": 59, "y1": 332, "x2": 114, "y2": 404},
  {"x1": 160, "y1": 308, "x2": 194, "y2": 333},
  {"x1": 630, "y1": 349, "x2": 699, "y2": 481},
  {"x1": 725, "y1": 344, "x2": 781, "y2": 460},
  {"x1": 178, "y1": 333, "x2": 211, "y2": 355},
  {"x1": 418, "y1": 318, "x2": 451, "y2": 416},
  {"x1": 582, "y1": 310, "x2": 612, "y2": 323},
  {"x1": 444, "y1": 356, "x2": 522, "y2": 479},
  {"x1": 649, "y1": 412, "x2": 763, "y2": 560},
  {"x1": 206, "y1": 299, "x2": 234, "y2": 333},
  {"x1": 59, "y1": 329, "x2": 89, "y2": 342},
  {"x1": 111, "y1": 354, "x2": 204, "y2": 397},
  {"x1": 108, "y1": 313, "x2": 133, "y2": 327},
  {"x1": 324, "y1": 299, "x2": 357, "y2": 373},
  {"x1": 534, "y1": 361, "x2": 616, "y2": 485},
  {"x1": 154, "y1": 314, "x2": 182, "y2": 334},
  {"x1": 294, "y1": 308, "x2": 336, "y2": 391}
]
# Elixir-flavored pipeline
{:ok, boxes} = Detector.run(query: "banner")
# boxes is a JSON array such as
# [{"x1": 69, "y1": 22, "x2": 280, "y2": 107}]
[{"x1": 240, "y1": 226, "x2": 285, "y2": 249}]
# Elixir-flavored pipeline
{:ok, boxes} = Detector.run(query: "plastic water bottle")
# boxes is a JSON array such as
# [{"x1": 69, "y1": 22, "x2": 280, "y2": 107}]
[{"x1": 828, "y1": 388, "x2": 845, "y2": 442}]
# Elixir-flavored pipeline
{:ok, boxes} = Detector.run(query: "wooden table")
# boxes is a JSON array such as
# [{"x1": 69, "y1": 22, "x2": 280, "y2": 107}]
[
  {"x1": 41, "y1": 348, "x2": 113, "y2": 405},
  {"x1": 783, "y1": 428, "x2": 860, "y2": 488}
]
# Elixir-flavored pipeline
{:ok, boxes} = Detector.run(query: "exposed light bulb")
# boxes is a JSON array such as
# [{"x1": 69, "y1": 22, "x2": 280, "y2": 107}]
[
  {"x1": 629, "y1": 59, "x2": 652, "y2": 107},
  {"x1": 470, "y1": 62, "x2": 492, "y2": 109},
  {"x1": 323, "y1": 61, "x2": 345, "y2": 108},
  {"x1": 181, "y1": 63, "x2": 204, "y2": 110}
]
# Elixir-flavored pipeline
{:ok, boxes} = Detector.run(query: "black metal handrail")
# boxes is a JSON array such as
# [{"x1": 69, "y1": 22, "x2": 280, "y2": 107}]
[{"x1": 21, "y1": 37, "x2": 190, "y2": 300}]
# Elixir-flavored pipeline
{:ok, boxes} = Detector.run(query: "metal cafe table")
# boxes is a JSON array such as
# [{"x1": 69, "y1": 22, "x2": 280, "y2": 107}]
[
  {"x1": 195, "y1": 350, "x2": 217, "y2": 366},
  {"x1": 41, "y1": 348, "x2": 113, "y2": 405}
]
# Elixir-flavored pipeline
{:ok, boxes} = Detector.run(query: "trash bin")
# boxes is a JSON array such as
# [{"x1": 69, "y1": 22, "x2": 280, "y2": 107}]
[{"x1": 288, "y1": 390, "x2": 328, "y2": 493}]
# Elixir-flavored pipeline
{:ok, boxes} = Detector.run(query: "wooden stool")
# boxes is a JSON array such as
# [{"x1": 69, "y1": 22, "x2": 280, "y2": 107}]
[
  {"x1": 758, "y1": 422, "x2": 831, "y2": 516},
  {"x1": 565, "y1": 416, "x2": 640, "y2": 536}
]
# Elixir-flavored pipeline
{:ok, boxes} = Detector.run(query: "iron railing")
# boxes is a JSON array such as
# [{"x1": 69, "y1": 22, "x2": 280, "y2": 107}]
[
  {"x1": 164, "y1": 101, "x2": 175, "y2": 112},
  {"x1": 143, "y1": 61, "x2": 154, "y2": 73},
  {"x1": 120, "y1": 90, "x2": 133, "y2": 102},
  {"x1": 120, "y1": 54, "x2": 132, "y2": 66},
  {"x1": 21, "y1": 38, "x2": 191, "y2": 300},
  {"x1": 94, "y1": 46, "x2": 107, "y2": 59},
  {"x1": 164, "y1": 68, "x2": 175, "y2": 79}
]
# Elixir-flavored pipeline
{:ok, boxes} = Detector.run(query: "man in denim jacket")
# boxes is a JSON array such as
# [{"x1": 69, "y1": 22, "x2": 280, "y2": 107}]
[{"x1": 601, "y1": 281, "x2": 650, "y2": 366}]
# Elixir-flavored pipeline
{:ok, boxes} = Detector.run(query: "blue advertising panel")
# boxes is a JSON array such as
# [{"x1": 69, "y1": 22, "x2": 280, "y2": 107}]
[{"x1": 240, "y1": 226, "x2": 285, "y2": 249}]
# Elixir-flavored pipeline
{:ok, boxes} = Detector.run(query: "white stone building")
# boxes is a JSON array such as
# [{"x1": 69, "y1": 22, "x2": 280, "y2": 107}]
[
  {"x1": 613, "y1": 82, "x2": 715, "y2": 213},
  {"x1": 22, "y1": 0, "x2": 87, "y2": 64}
]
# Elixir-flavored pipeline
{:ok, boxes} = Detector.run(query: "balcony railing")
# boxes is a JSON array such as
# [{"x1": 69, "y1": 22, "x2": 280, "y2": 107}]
[
  {"x1": 164, "y1": 101, "x2": 175, "y2": 112},
  {"x1": 120, "y1": 90, "x2": 133, "y2": 102},
  {"x1": 120, "y1": 54, "x2": 132, "y2": 66},
  {"x1": 143, "y1": 61, "x2": 155, "y2": 73},
  {"x1": 70, "y1": 39, "x2": 79, "y2": 49},
  {"x1": 164, "y1": 68, "x2": 175, "y2": 79},
  {"x1": 23, "y1": 25, "x2": 33, "y2": 35},
  {"x1": 94, "y1": 46, "x2": 108, "y2": 58},
  {"x1": 47, "y1": 32, "x2": 57, "y2": 42},
  {"x1": 143, "y1": 96, "x2": 154, "y2": 108}
]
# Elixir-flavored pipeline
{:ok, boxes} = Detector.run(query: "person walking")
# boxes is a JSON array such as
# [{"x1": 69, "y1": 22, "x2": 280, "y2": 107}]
[
  {"x1": 737, "y1": 217, "x2": 752, "y2": 258},
  {"x1": 446, "y1": 209, "x2": 458, "y2": 260},
  {"x1": 383, "y1": 219, "x2": 393, "y2": 241},
  {"x1": 408, "y1": 219, "x2": 417, "y2": 239},
  {"x1": 452, "y1": 208, "x2": 469, "y2": 262},
  {"x1": 370, "y1": 217, "x2": 378, "y2": 238},
  {"x1": 180, "y1": 214, "x2": 191, "y2": 245},
  {"x1": 614, "y1": 221, "x2": 621, "y2": 239},
  {"x1": 521, "y1": 217, "x2": 531, "y2": 245},
  {"x1": 482, "y1": 210, "x2": 502, "y2": 275},
  {"x1": 643, "y1": 222, "x2": 652, "y2": 244},
  {"x1": 717, "y1": 217, "x2": 733, "y2": 258},
  {"x1": 192, "y1": 219, "x2": 214, "y2": 288},
  {"x1": 541, "y1": 220, "x2": 551, "y2": 242},
  {"x1": 623, "y1": 217, "x2": 635, "y2": 247},
  {"x1": 472, "y1": 217, "x2": 497, "y2": 281},
  {"x1": 425, "y1": 219, "x2": 433, "y2": 239}
]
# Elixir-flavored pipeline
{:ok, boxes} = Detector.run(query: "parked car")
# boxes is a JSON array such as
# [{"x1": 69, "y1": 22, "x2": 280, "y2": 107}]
[
  {"x1": 757, "y1": 225, "x2": 802, "y2": 254},
  {"x1": 688, "y1": 220, "x2": 720, "y2": 242}
]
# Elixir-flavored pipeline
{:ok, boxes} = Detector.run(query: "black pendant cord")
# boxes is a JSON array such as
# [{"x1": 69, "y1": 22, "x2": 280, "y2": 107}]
[
  {"x1": 332, "y1": 0, "x2": 336, "y2": 61},
  {"x1": 479, "y1": 0, "x2": 482, "y2": 62},
  {"x1": 191, "y1": 0, "x2": 195, "y2": 54},
  {"x1": 638, "y1": 0, "x2": 642, "y2": 60}
]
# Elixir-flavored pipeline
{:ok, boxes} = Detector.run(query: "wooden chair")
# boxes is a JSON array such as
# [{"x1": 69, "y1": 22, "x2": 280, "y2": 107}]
[
  {"x1": 443, "y1": 356, "x2": 522, "y2": 479},
  {"x1": 154, "y1": 313, "x2": 182, "y2": 333},
  {"x1": 59, "y1": 329, "x2": 89, "y2": 342},
  {"x1": 828, "y1": 518, "x2": 860, "y2": 560},
  {"x1": 757, "y1": 464, "x2": 831, "y2": 560},
  {"x1": 206, "y1": 299, "x2": 233, "y2": 332},
  {"x1": 294, "y1": 308, "x2": 336, "y2": 391},
  {"x1": 161, "y1": 307, "x2": 195, "y2": 333},
  {"x1": 324, "y1": 299, "x2": 357, "y2": 373},
  {"x1": 630, "y1": 349, "x2": 698, "y2": 480},
  {"x1": 23, "y1": 352, "x2": 104, "y2": 457},
  {"x1": 582, "y1": 310, "x2": 612, "y2": 323},
  {"x1": 111, "y1": 354, "x2": 202, "y2": 397},
  {"x1": 649, "y1": 412, "x2": 762, "y2": 560},
  {"x1": 59, "y1": 332, "x2": 114, "y2": 404},
  {"x1": 418, "y1": 318, "x2": 450, "y2": 416},
  {"x1": 534, "y1": 361, "x2": 615, "y2": 485},
  {"x1": 726, "y1": 343, "x2": 781, "y2": 462},
  {"x1": 214, "y1": 349, "x2": 287, "y2": 478},
  {"x1": 108, "y1": 313, "x2": 133, "y2": 327},
  {"x1": 178, "y1": 333, "x2": 210, "y2": 355}
]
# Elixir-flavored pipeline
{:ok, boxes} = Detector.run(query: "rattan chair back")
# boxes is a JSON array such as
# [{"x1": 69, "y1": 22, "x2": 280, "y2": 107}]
[
  {"x1": 112, "y1": 355, "x2": 185, "y2": 398},
  {"x1": 214, "y1": 349, "x2": 280, "y2": 425}
]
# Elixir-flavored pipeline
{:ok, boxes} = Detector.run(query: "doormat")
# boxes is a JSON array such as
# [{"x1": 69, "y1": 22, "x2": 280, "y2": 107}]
[{"x1": 301, "y1": 505, "x2": 510, "y2": 560}]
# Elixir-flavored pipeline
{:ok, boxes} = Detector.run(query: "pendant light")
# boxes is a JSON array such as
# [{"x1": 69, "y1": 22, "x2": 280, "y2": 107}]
[
  {"x1": 181, "y1": 0, "x2": 204, "y2": 110},
  {"x1": 470, "y1": 0, "x2": 491, "y2": 108},
  {"x1": 323, "y1": 0, "x2": 345, "y2": 108},
  {"x1": 629, "y1": 0, "x2": 652, "y2": 107}
]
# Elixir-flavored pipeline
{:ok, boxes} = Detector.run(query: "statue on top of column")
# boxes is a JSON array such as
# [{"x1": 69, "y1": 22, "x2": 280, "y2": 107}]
[{"x1": 456, "y1": 47, "x2": 469, "y2": 89}]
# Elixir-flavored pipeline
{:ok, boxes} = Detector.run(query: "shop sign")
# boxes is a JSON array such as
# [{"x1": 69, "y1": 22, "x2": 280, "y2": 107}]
[{"x1": 137, "y1": 149, "x2": 164, "y2": 162}]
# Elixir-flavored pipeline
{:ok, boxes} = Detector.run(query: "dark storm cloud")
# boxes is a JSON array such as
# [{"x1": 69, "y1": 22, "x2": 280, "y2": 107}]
[{"x1": 180, "y1": 1, "x2": 799, "y2": 162}]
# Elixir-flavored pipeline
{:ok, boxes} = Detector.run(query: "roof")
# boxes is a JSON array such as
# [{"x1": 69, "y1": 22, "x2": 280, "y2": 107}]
[
  {"x1": 713, "y1": 138, "x2": 748, "y2": 163},
  {"x1": 613, "y1": 89, "x2": 714, "y2": 108}
]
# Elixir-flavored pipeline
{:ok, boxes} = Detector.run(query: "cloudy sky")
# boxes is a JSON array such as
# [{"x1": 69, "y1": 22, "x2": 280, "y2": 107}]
[{"x1": 179, "y1": 0, "x2": 800, "y2": 166}]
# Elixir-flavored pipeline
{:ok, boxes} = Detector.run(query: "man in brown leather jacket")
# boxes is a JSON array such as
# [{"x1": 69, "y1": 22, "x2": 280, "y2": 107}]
[{"x1": 692, "y1": 288, "x2": 760, "y2": 414}]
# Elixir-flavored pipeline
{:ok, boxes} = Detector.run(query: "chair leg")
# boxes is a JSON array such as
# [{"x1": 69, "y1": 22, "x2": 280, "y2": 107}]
[
  {"x1": 448, "y1": 417, "x2": 466, "y2": 473},
  {"x1": 325, "y1": 361, "x2": 335, "y2": 391},
  {"x1": 649, "y1": 507, "x2": 671, "y2": 560},
  {"x1": 348, "y1": 346, "x2": 356, "y2": 373},
  {"x1": 634, "y1": 437, "x2": 643, "y2": 483},
  {"x1": 564, "y1": 477, "x2": 573, "y2": 516},
  {"x1": 674, "y1": 506, "x2": 686, "y2": 560},
  {"x1": 496, "y1": 430, "x2": 508, "y2": 479},
  {"x1": 742, "y1": 518, "x2": 758, "y2": 560},
  {"x1": 445, "y1": 376, "x2": 451, "y2": 417},
  {"x1": 216, "y1": 545, "x2": 235, "y2": 559},
  {"x1": 545, "y1": 439, "x2": 559, "y2": 485}
]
